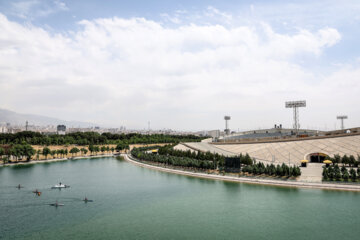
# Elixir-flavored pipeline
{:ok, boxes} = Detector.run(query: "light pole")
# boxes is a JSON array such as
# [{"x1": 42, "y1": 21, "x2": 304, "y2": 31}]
[
  {"x1": 285, "y1": 100, "x2": 306, "y2": 135},
  {"x1": 336, "y1": 115, "x2": 348, "y2": 130}
]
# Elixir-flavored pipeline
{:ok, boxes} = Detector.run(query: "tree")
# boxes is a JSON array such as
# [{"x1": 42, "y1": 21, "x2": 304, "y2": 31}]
[
  {"x1": 100, "y1": 146, "x2": 106, "y2": 154},
  {"x1": 0, "y1": 147, "x2": 4, "y2": 164},
  {"x1": 350, "y1": 168, "x2": 357, "y2": 182},
  {"x1": 69, "y1": 147, "x2": 80, "y2": 157},
  {"x1": 36, "y1": 149, "x2": 41, "y2": 160},
  {"x1": 110, "y1": 147, "x2": 115, "y2": 153},
  {"x1": 333, "y1": 154, "x2": 341, "y2": 165},
  {"x1": 22, "y1": 144, "x2": 35, "y2": 161},
  {"x1": 116, "y1": 143, "x2": 130, "y2": 153},
  {"x1": 343, "y1": 170, "x2": 349, "y2": 181},
  {"x1": 50, "y1": 150, "x2": 56, "y2": 159},
  {"x1": 94, "y1": 146, "x2": 100, "y2": 155},
  {"x1": 323, "y1": 168, "x2": 329, "y2": 180},
  {"x1": 10, "y1": 145, "x2": 21, "y2": 162},
  {"x1": 42, "y1": 147, "x2": 51, "y2": 159},
  {"x1": 349, "y1": 155, "x2": 356, "y2": 167},
  {"x1": 335, "y1": 171, "x2": 342, "y2": 181},
  {"x1": 342, "y1": 155, "x2": 349, "y2": 166},
  {"x1": 56, "y1": 149, "x2": 62, "y2": 158},
  {"x1": 80, "y1": 148, "x2": 88, "y2": 156},
  {"x1": 88, "y1": 145, "x2": 95, "y2": 155}
]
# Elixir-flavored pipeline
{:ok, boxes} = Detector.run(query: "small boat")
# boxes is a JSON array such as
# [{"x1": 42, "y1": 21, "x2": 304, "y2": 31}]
[
  {"x1": 83, "y1": 197, "x2": 93, "y2": 203},
  {"x1": 51, "y1": 183, "x2": 70, "y2": 189},
  {"x1": 32, "y1": 190, "x2": 41, "y2": 196},
  {"x1": 49, "y1": 201, "x2": 64, "y2": 207}
]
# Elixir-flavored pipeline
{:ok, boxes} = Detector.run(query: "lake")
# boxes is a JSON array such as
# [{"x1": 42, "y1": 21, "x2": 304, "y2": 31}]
[{"x1": 0, "y1": 157, "x2": 359, "y2": 239}]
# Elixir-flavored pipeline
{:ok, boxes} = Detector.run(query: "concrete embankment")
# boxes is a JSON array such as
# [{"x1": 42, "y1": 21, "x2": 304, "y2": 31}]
[{"x1": 125, "y1": 154, "x2": 360, "y2": 192}]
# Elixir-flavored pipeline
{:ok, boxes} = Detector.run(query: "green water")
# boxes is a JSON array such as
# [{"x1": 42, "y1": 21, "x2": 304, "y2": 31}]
[{"x1": 0, "y1": 157, "x2": 359, "y2": 239}]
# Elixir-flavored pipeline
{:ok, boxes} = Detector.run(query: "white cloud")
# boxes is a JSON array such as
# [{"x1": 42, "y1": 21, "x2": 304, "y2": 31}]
[{"x1": 0, "y1": 11, "x2": 358, "y2": 131}]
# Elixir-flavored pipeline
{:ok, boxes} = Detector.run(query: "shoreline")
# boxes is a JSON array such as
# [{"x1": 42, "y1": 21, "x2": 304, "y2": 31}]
[
  {"x1": 124, "y1": 154, "x2": 360, "y2": 192},
  {"x1": 0, "y1": 154, "x2": 116, "y2": 167}
]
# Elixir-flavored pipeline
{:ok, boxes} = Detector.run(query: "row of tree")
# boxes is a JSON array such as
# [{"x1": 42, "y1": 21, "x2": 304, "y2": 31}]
[
  {"x1": 0, "y1": 144, "x2": 35, "y2": 162},
  {"x1": 326, "y1": 154, "x2": 360, "y2": 167},
  {"x1": 132, "y1": 147, "x2": 301, "y2": 177},
  {"x1": 0, "y1": 131, "x2": 204, "y2": 146},
  {"x1": 323, "y1": 164, "x2": 360, "y2": 182},
  {"x1": 132, "y1": 147, "x2": 216, "y2": 169},
  {"x1": 242, "y1": 162, "x2": 301, "y2": 177},
  {"x1": 158, "y1": 145, "x2": 225, "y2": 166},
  {"x1": 0, "y1": 143, "x2": 131, "y2": 163}
]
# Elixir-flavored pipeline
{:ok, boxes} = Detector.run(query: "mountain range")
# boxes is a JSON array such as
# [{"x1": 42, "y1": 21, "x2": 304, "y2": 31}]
[{"x1": 0, "y1": 108, "x2": 95, "y2": 127}]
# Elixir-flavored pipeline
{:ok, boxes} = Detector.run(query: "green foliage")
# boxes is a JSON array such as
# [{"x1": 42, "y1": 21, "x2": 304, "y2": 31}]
[
  {"x1": 116, "y1": 143, "x2": 130, "y2": 152},
  {"x1": 0, "y1": 131, "x2": 204, "y2": 146},
  {"x1": 50, "y1": 150, "x2": 56, "y2": 158},
  {"x1": 131, "y1": 147, "x2": 215, "y2": 170},
  {"x1": 342, "y1": 155, "x2": 349, "y2": 166},
  {"x1": 69, "y1": 147, "x2": 80, "y2": 156},
  {"x1": 324, "y1": 163, "x2": 358, "y2": 182},
  {"x1": 241, "y1": 162, "x2": 300, "y2": 177},
  {"x1": 157, "y1": 145, "x2": 225, "y2": 169},
  {"x1": 333, "y1": 154, "x2": 341, "y2": 165},
  {"x1": 132, "y1": 146, "x2": 301, "y2": 177},
  {"x1": 0, "y1": 147, "x2": 4, "y2": 163},
  {"x1": 349, "y1": 155, "x2": 356, "y2": 167},
  {"x1": 350, "y1": 168, "x2": 357, "y2": 182},
  {"x1": 80, "y1": 148, "x2": 88, "y2": 155},
  {"x1": 5, "y1": 144, "x2": 35, "y2": 162},
  {"x1": 42, "y1": 147, "x2": 51, "y2": 159}
]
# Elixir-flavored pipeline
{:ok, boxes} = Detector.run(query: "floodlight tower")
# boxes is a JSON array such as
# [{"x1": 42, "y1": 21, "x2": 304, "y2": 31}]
[
  {"x1": 224, "y1": 116, "x2": 231, "y2": 135},
  {"x1": 337, "y1": 115, "x2": 348, "y2": 130},
  {"x1": 285, "y1": 100, "x2": 306, "y2": 135}
]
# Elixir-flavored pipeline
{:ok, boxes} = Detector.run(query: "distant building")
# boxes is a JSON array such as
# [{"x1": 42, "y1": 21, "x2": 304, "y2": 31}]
[
  {"x1": 57, "y1": 125, "x2": 66, "y2": 135},
  {"x1": 0, "y1": 125, "x2": 8, "y2": 133},
  {"x1": 207, "y1": 130, "x2": 220, "y2": 139}
]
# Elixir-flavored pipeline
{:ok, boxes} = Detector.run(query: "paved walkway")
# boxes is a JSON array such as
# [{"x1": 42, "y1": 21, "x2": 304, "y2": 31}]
[{"x1": 299, "y1": 163, "x2": 324, "y2": 183}]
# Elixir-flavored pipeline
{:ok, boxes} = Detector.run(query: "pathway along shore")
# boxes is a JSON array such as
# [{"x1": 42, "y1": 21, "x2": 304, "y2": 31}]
[{"x1": 125, "y1": 154, "x2": 360, "y2": 192}]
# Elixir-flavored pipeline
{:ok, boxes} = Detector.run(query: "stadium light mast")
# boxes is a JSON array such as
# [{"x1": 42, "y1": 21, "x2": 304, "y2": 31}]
[
  {"x1": 337, "y1": 115, "x2": 348, "y2": 130},
  {"x1": 285, "y1": 100, "x2": 306, "y2": 135},
  {"x1": 224, "y1": 116, "x2": 231, "y2": 135}
]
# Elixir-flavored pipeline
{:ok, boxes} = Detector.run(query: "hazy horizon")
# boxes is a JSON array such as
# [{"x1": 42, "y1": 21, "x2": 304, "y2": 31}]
[{"x1": 1, "y1": 0, "x2": 359, "y2": 131}]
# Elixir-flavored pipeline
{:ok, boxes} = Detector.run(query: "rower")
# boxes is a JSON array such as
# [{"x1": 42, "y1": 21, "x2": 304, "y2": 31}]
[
  {"x1": 33, "y1": 189, "x2": 41, "y2": 196},
  {"x1": 83, "y1": 197, "x2": 93, "y2": 202},
  {"x1": 17, "y1": 184, "x2": 21, "y2": 189}
]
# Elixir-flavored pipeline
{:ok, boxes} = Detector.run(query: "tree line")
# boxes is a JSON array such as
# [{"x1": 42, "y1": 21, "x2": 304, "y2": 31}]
[
  {"x1": 0, "y1": 142, "x2": 130, "y2": 164},
  {"x1": 158, "y1": 145, "x2": 225, "y2": 167},
  {"x1": 132, "y1": 146, "x2": 301, "y2": 177},
  {"x1": 0, "y1": 131, "x2": 204, "y2": 146},
  {"x1": 322, "y1": 164, "x2": 360, "y2": 182},
  {"x1": 131, "y1": 147, "x2": 216, "y2": 170},
  {"x1": 242, "y1": 162, "x2": 301, "y2": 177},
  {"x1": 325, "y1": 154, "x2": 360, "y2": 167}
]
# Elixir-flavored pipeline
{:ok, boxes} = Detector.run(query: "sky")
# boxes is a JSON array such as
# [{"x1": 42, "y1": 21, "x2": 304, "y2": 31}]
[{"x1": 0, "y1": 0, "x2": 359, "y2": 131}]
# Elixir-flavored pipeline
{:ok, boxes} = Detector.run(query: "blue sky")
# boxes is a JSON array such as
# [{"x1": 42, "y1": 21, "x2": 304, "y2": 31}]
[{"x1": 0, "y1": 0, "x2": 359, "y2": 130}]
